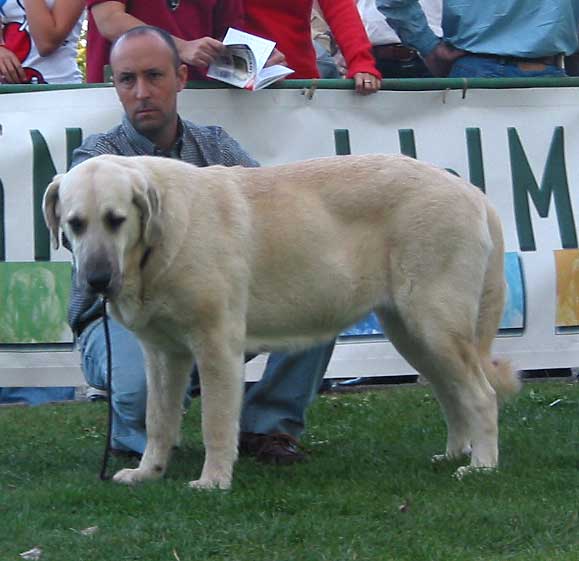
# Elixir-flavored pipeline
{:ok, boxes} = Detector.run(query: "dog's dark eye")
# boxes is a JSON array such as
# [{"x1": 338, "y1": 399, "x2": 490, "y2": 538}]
[
  {"x1": 105, "y1": 212, "x2": 126, "y2": 231},
  {"x1": 67, "y1": 217, "x2": 85, "y2": 235}
]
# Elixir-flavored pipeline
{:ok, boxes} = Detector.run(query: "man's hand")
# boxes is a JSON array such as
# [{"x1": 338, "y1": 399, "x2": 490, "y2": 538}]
[
  {"x1": 424, "y1": 42, "x2": 467, "y2": 77},
  {"x1": 0, "y1": 46, "x2": 27, "y2": 83},
  {"x1": 265, "y1": 48, "x2": 286, "y2": 67},
  {"x1": 353, "y1": 72, "x2": 380, "y2": 95},
  {"x1": 177, "y1": 37, "x2": 226, "y2": 67}
]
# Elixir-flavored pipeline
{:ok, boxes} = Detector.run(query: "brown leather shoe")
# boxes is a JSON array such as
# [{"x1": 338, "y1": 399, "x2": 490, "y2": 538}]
[{"x1": 239, "y1": 432, "x2": 306, "y2": 465}]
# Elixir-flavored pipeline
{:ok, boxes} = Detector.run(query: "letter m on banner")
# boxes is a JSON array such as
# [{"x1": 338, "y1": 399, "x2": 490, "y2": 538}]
[{"x1": 508, "y1": 126, "x2": 577, "y2": 251}]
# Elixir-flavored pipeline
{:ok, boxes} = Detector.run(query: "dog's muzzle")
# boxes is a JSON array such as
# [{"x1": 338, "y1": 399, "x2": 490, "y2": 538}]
[
  {"x1": 80, "y1": 250, "x2": 118, "y2": 296},
  {"x1": 86, "y1": 269, "x2": 113, "y2": 295}
]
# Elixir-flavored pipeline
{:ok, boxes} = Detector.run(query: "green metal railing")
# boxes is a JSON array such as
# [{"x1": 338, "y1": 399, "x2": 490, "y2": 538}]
[{"x1": 1, "y1": 76, "x2": 579, "y2": 94}]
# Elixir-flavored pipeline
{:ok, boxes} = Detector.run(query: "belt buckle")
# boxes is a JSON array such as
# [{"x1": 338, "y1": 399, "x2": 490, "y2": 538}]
[
  {"x1": 517, "y1": 61, "x2": 548, "y2": 71},
  {"x1": 393, "y1": 45, "x2": 415, "y2": 62}
]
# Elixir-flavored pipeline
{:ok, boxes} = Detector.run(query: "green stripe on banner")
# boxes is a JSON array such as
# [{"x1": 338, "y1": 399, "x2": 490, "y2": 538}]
[
  {"x1": 398, "y1": 129, "x2": 417, "y2": 159},
  {"x1": 466, "y1": 128, "x2": 486, "y2": 192},
  {"x1": 30, "y1": 128, "x2": 83, "y2": 261},
  {"x1": 334, "y1": 129, "x2": 351, "y2": 156}
]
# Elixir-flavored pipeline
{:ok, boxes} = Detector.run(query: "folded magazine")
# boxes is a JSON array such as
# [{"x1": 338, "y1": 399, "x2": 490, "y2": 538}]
[{"x1": 207, "y1": 28, "x2": 294, "y2": 91}]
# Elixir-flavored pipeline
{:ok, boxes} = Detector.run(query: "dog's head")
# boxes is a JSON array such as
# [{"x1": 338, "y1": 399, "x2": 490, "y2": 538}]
[{"x1": 42, "y1": 155, "x2": 162, "y2": 298}]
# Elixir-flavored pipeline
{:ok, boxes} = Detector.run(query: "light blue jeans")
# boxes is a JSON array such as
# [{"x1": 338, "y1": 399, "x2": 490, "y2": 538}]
[
  {"x1": 0, "y1": 386, "x2": 75, "y2": 406},
  {"x1": 78, "y1": 317, "x2": 334, "y2": 454},
  {"x1": 449, "y1": 55, "x2": 567, "y2": 78}
]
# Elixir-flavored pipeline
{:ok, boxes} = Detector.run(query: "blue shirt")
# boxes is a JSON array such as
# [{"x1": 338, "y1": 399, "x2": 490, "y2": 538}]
[{"x1": 375, "y1": 0, "x2": 579, "y2": 58}]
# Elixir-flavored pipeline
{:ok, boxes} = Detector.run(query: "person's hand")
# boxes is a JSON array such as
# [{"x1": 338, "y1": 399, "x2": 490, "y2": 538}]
[
  {"x1": 0, "y1": 45, "x2": 27, "y2": 83},
  {"x1": 265, "y1": 48, "x2": 286, "y2": 67},
  {"x1": 178, "y1": 37, "x2": 226, "y2": 67},
  {"x1": 424, "y1": 42, "x2": 467, "y2": 77},
  {"x1": 353, "y1": 72, "x2": 380, "y2": 95}
]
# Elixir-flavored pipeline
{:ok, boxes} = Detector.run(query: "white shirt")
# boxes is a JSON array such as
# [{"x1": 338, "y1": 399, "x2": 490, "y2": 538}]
[
  {"x1": 358, "y1": 0, "x2": 442, "y2": 46},
  {"x1": 0, "y1": 0, "x2": 83, "y2": 83}
]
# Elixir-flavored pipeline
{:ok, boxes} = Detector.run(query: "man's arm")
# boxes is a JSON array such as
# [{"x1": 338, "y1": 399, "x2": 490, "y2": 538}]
[
  {"x1": 90, "y1": 1, "x2": 226, "y2": 68},
  {"x1": 90, "y1": 1, "x2": 143, "y2": 42},
  {"x1": 22, "y1": 0, "x2": 85, "y2": 56},
  {"x1": 374, "y1": 0, "x2": 439, "y2": 56},
  {"x1": 375, "y1": 0, "x2": 466, "y2": 77}
]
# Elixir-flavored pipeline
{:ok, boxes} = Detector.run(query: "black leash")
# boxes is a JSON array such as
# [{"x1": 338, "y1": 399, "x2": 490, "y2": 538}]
[{"x1": 99, "y1": 297, "x2": 113, "y2": 481}]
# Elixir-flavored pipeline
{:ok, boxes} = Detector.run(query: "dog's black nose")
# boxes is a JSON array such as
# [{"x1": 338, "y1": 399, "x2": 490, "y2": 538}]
[{"x1": 87, "y1": 270, "x2": 112, "y2": 294}]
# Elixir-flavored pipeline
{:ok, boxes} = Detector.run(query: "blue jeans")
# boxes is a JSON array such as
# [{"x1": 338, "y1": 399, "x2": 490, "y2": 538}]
[
  {"x1": 449, "y1": 55, "x2": 566, "y2": 78},
  {"x1": 0, "y1": 387, "x2": 75, "y2": 406},
  {"x1": 78, "y1": 317, "x2": 334, "y2": 454},
  {"x1": 314, "y1": 40, "x2": 341, "y2": 79}
]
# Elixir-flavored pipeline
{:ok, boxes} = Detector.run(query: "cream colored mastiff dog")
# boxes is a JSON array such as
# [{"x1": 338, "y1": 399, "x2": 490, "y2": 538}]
[{"x1": 43, "y1": 153, "x2": 519, "y2": 489}]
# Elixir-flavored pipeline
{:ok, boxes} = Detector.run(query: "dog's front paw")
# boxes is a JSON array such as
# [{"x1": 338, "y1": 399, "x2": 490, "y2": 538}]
[
  {"x1": 453, "y1": 465, "x2": 495, "y2": 480},
  {"x1": 431, "y1": 453, "x2": 448, "y2": 464},
  {"x1": 112, "y1": 467, "x2": 163, "y2": 485},
  {"x1": 432, "y1": 447, "x2": 472, "y2": 465},
  {"x1": 188, "y1": 477, "x2": 231, "y2": 491}
]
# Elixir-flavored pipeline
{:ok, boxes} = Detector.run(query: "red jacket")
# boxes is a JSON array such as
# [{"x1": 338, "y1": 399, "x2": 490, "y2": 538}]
[{"x1": 243, "y1": 0, "x2": 380, "y2": 79}]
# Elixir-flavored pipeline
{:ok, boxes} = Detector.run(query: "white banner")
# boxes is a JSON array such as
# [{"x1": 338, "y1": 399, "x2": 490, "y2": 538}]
[{"x1": 0, "y1": 85, "x2": 577, "y2": 385}]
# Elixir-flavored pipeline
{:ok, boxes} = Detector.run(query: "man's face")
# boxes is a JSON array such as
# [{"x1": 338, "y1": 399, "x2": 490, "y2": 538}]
[{"x1": 111, "y1": 33, "x2": 187, "y2": 140}]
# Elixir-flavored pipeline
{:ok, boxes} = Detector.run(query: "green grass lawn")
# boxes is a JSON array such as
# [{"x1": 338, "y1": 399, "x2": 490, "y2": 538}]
[{"x1": 2, "y1": 380, "x2": 579, "y2": 561}]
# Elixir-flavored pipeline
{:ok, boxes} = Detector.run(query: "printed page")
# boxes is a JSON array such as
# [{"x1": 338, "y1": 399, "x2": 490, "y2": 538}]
[
  {"x1": 207, "y1": 44, "x2": 256, "y2": 88},
  {"x1": 254, "y1": 65, "x2": 295, "y2": 90},
  {"x1": 222, "y1": 28, "x2": 275, "y2": 74}
]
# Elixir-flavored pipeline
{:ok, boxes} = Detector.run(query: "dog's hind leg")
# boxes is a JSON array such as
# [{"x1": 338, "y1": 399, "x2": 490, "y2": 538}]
[
  {"x1": 113, "y1": 348, "x2": 192, "y2": 485},
  {"x1": 375, "y1": 300, "x2": 499, "y2": 476}
]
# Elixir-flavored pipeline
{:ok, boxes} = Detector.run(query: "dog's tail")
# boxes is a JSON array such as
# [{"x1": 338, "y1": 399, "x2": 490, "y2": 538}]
[
  {"x1": 477, "y1": 205, "x2": 521, "y2": 403},
  {"x1": 481, "y1": 356, "x2": 520, "y2": 404}
]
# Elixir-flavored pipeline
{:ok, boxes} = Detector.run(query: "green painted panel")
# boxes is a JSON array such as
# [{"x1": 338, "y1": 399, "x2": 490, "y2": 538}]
[
  {"x1": 0, "y1": 262, "x2": 73, "y2": 344},
  {"x1": 333, "y1": 129, "x2": 351, "y2": 156}
]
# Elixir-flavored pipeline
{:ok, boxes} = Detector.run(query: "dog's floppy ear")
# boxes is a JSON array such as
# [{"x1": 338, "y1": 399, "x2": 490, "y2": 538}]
[
  {"x1": 132, "y1": 178, "x2": 162, "y2": 246},
  {"x1": 42, "y1": 174, "x2": 64, "y2": 250}
]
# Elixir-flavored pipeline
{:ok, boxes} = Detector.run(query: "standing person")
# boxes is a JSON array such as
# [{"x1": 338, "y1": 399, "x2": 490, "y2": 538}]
[
  {"x1": 85, "y1": 0, "x2": 242, "y2": 83},
  {"x1": 244, "y1": 0, "x2": 382, "y2": 94},
  {"x1": 311, "y1": 0, "x2": 441, "y2": 80},
  {"x1": 375, "y1": 0, "x2": 579, "y2": 78},
  {"x1": 0, "y1": 0, "x2": 84, "y2": 84},
  {"x1": 71, "y1": 25, "x2": 332, "y2": 464},
  {"x1": 357, "y1": 0, "x2": 440, "y2": 78}
]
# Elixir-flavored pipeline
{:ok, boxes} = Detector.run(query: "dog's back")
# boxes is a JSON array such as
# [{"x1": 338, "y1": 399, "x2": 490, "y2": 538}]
[{"x1": 224, "y1": 155, "x2": 494, "y2": 350}]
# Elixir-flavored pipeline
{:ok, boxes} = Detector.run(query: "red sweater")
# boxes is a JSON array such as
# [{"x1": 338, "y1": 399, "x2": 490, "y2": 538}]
[
  {"x1": 86, "y1": 0, "x2": 244, "y2": 83},
  {"x1": 243, "y1": 0, "x2": 380, "y2": 79}
]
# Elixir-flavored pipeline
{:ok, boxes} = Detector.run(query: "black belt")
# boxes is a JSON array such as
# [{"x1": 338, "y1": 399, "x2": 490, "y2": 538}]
[
  {"x1": 372, "y1": 43, "x2": 419, "y2": 62},
  {"x1": 467, "y1": 52, "x2": 560, "y2": 66}
]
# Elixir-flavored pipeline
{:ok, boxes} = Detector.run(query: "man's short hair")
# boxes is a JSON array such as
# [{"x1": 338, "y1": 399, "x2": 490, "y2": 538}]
[{"x1": 111, "y1": 25, "x2": 181, "y2": 70}]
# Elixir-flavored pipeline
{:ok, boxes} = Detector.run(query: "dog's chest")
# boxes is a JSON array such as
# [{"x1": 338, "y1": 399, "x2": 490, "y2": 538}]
[
  {"x1": 112, "y1": 292, "x2": 192, "y2": 351},
  {"x1": 110, "y1": 287, "x2": 152, "y2": 331}
]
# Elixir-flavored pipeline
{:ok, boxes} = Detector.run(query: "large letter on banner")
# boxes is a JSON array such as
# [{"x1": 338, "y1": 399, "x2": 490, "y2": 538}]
[
  {"x1": 30, "y1": 129, "x2": 82, "y2": 261},
  {"x1": 509, "y1": 126, "x2": 577, "y2": 252}
]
